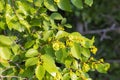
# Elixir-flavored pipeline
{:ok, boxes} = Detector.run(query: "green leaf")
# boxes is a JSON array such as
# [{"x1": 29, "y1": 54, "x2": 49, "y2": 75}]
[
  {"x1": 0, "y1": 59, "x2": 10, "y2": 67},
  {"x1": 61, "y1": 18, "x2": 67, "y2": 24},
  {"x1": 43, "y1": 30, "x2": 53, "y2": 41},
  {"x1": 16, "y1": 1, "x2": 36, "y2": 15},
  {"x1": 50, "y1": 19, "x2": 57, "y2": 29},
  {"x1": 17, "y1": 14, "x2": 31, "y2": 32},
  {"x1": 30, "y1": 18, "x2": 42, "y2": 26},
  {"x1": 81, "y1": 54, "x2": 89, "y2": 62},
  {"x1": 9, "y1": 20, "x2": 24, "y2": 32},
  {"x1": 81, "y1": 47, "x2": 90, "y2": 58},
  {"x1": 55, "y1": 50, "x2": 63, "y2": 62},
  {"x1": 35, "y1": 65, "x2": 45, "y2": 80},
  {"x1": 44, "y1": 0, "x2": 58, "y2": 11},
  {"x1": 25, "y1": 57, "x2": 39, "y2": 67},
  {"x1": 64, "y1": 24, "x2": 72, "y2": 28},
  {"x1": 39, "y1": 7, "x2": 47, "y2": 13},
  {"x1": 65, "y1": 57, "x2": 73, "y2": 68},
  {"x1": 71, "y1": 32, "x2": 82, "y2": 38},
  {"x1": 71, "y1": 43, "x2": 81, "y2": 59},
  {"x1": 44, "y1": 45, "x2": 55, "y2": 57},
  {"x1": 25, "y1": 40, "x2": 35, "y2": 49},
  {"x1": 0, "y1": 35, "x2": 13, "y2": 46},
  {"x1": 56, "y1": 30, "x2": 69, "y2": 39},
  {"x1": 84, "y1": 0, "x2": 93, "y2": 7},
  {"x1": 57, "y1": 0, "x2": 71, "y2": 11},
  {"x1": 71, "y1": 0, "x2": 83, "y2": 9},
  {"x1": 71, "y1": 59, "x2": 79, "y2": 69},
  {"x1": 0, "y1": 0, "x2": 5, "y2": 13},
  {"x1": 2, "y1": 67, "x2": 15, "y2": 75},
  {"x1": 34, "y1": 0, "x2": 43, "y2": 7},
  {"x1": 41, "y1": 54, "x2": 59, "y2": 77},
  {"x1": 0, "y1": 20, "x2": 6, "y2": 30},
  {"x1": 12, "y1": 55, "x2": 20, "y2": 62},
  {"x1": 25, "y1": 48, "x2": 39, "y2": 57},
  {"x1": 63, "y1": 73, "x2": 71, "y2": 80},
  {"x1": 11, "y1": 44, "x2": 20, "y2": 55},
  {"x1": 5, "y1": 4, "x2": 13, "y2": 21},
  {"x1": 16, "y1": 1, "x2": 28, "y2": 16},
  {"x1": 19, "y1": 67, "x2": 35, "y2": 78},
  {"x1": 5, "y1": 3, "x2": 25, "y2": 32},
  {"x1": 50, "y1": 13, "x2": 63, "y2": 20},
  {"x1": 55, "y1": 48, "x2": 69, "y2": 63},
  {"x1": 84, "y1": 37, "x2": 94, "y2": 48},
  {"x1": 70, "y1": 71, "x2": 78, "y2": 80},
  {"x1": 0, "y1": 47, "x2": 12, "y2": 60},
  {"x1": 95, "y1": 63, "x2": 110, "y2": 73},
  {"x1": 27, "y1": 0, "x2": 33, "y2": 3},
  {"x1": 43, "y1": 20, "x2": 50, "y2": 30}
]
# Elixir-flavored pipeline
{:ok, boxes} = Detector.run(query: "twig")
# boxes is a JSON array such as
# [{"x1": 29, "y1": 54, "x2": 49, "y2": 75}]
[
  {"x1": 0, "y1": 67, "x2": 12, "y2": 74},
  {"x1": 0, "y1": 75, "x2": 27, "y2": 80},
  {"x1": 100, "y1": 31, "x2": 111, "y2": 41},
  {"x1": 82, "y1": 24, "x2": 117, "y2": 34},
  {"x1": 8, "y1": 60, "x2": 21, "y2": 69},
  {"x1": 81, "y1": 24, "x2": 120, "y2": 41},
  {"x1": 106, "y1": 60, "x2": 120, "y2": 63}
]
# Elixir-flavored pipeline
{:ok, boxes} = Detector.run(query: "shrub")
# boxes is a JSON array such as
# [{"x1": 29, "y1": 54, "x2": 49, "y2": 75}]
[{"x1": 0, "y1": 0, "x2": 110, "y2": 80}]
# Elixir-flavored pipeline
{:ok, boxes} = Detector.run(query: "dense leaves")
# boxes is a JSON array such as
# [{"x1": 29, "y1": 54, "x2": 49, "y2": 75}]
[{"x1": 0, "y1": 0, "x2": 109, "y2": 80}]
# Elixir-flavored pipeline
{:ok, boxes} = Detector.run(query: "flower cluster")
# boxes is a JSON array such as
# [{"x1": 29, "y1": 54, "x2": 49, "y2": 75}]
[
  {"x1": 52, "y1": 41, "x2": 65, "y2": 51},
  {"x1": 66, "y1": 39, "x2": 73, "y2": 47},
  {"x1": 90, "y1": 46, "x2": 98, "y2": 54},
  {"x1": 68, "y1": 35, "x2": 86, "y2": 47},
  {"x1": 82, "y1": 63, "x2": 90, "y2": 72}
]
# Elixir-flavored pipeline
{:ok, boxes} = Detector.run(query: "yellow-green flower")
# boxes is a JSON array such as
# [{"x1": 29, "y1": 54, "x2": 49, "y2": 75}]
[
  {"x1": 66, "y1": 40, "x2": 73, "y2": 47},
  {"x1": 20, "y1": 68, "x2": 24, "y2": 74},
  {"x1": 53, "y1": 72, "x2": 61, "y2": 80},
  {"x1": 90, "y1": 46, "x2": 97, "y2": 54},
  {"x1": 74, "y1": 36, "x2": 81, "y2": 43},
  {"x1": 48, "y1": 37, "x2": 52, "y2": 42},
  {"x1": 82, "y1": 63, "x2": 90, "y2": 72},
  {"x1": 52, "y1": 41, "x2": 65, "y2": 51},
  {"x1": 68, "y1": 35, "x2": 74, "y2": 41},
  {"x1": 58, "y1": 26, "x2": 64, "y2": 31},
  {"x1": 53, "y1": 41, "x2": 60, "y2": 51},
  {"x1": 54, "y1": 0, "x2": 60, "y2": 3},
  {"x1": 89, "y1": 57, "x2": 94, "y2": 61},
  {"x1": 99, "y1": 58, "x2": 104, "y2": 63}
]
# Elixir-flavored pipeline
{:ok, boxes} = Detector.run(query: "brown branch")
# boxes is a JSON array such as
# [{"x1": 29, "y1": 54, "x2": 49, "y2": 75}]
[
  {"x1": 82, "y1": 24, "x2": 118, "y2": 34},
  {"x1": 80, "y1": 23, "x2": 120, "y2": 41}
]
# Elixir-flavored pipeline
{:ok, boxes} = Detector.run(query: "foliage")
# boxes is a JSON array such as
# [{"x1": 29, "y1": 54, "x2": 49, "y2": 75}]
[
  {"x1": 0, "y1": 0, "x2": 110, "y2": 80},
  {"x1": 66, "y1": 0, "x2": 120, "y2": 80}
]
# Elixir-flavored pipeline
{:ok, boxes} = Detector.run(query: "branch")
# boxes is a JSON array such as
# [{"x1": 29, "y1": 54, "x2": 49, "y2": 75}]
[
  {"x1": 81, "y1": 24, "x2": 120, "y2": 41},
  {"x1": 82, "y1": 24, "x2": 118, "y2": 34},
  {"x1": 106, "y1": 60, "x2": 120, "y2": 63},
  {"x1": 0, "y1": 75, "x2": 27, "y2": 80}
]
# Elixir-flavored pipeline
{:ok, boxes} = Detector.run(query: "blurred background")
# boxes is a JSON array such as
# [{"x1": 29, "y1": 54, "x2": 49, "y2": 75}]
[{"x1": 65, "y1": 0, "x2": 120, "y2": 80}]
